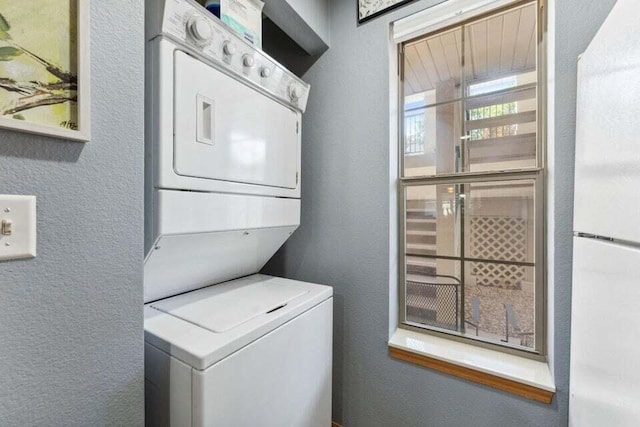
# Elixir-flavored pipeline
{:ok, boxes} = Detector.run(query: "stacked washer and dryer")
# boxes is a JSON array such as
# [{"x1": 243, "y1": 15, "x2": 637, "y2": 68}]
[{"x1": 143, "y1": 0, "x2": 333, "y2": 425}]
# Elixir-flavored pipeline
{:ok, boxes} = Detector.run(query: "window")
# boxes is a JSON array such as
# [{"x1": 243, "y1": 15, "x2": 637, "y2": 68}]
[
  {"x1": 398, "y1": 0, "x2": 544, "y2": 356},
  {"x1": 404, "y1": 98, "x2": 426, "y2": 155}
]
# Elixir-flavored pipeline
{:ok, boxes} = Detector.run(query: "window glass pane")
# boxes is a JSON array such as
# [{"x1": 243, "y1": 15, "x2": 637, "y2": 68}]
[
  {"x1": 464, "y1": 2, "x2": 537, "y2": 93},
  {"x1": 402, "y1": 2, "x2": 539, "y2": 177},
  {"x1": 464, "y1": 262, "x2": 535, "y2": 349},
  {"x1": 406, "y1": 259, "x2": 461, "y2": 332},
  {"x1": 405, "y1": 184, "x2": 460, "y2": 258},
  {"x1": 403, "y1": 28, "x2": 462, "y2": 105},
  {"x1": 402, "y1": 178, "x2": 539, "y2": 352},
  {"x1": 463, "y1": 179, "x2": 536, "y2": 264},
  {"x1": 403, "y1": 100, "x2": 462, "y2": 176},
  {"x1": 403, "y1": 89, "x2": 537, "y2": 176},
  {"x1": 464, "y1": 88, "x2": 537, "y2": 172},
  {"x1": 399, "y1": 0, "x2": 542, "y2": 354}
]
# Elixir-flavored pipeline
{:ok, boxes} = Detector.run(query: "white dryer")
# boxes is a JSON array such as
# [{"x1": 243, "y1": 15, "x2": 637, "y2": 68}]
[{"x1": 143, "y1": 0, "x2": 332, "y2": 425}]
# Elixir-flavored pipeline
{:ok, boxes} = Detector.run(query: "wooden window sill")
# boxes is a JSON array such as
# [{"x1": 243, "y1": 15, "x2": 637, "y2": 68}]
[{"x1": 388, "y1": 328, "x2": 555, "y2": 404}]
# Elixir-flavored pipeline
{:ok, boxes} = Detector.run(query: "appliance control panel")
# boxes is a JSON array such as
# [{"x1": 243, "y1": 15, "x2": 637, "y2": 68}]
[{"x1": 159, "y1": 0, "x2": 310, "y2": 112}]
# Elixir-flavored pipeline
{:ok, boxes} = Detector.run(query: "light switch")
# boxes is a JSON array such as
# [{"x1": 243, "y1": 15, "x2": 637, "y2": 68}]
[
  {"x1": 0, "y1": 195, "x2": 36, "y2": 261},
  {"x1": 1, "y1": 219, "x2": 13, "y2": 235}
]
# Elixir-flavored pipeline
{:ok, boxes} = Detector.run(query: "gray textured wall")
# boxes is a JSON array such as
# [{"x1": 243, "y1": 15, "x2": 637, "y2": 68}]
[
  {"x1": 264, "y1": 0, "x2": 617, "y2": 425},
  {"x1": 0, "y1": 1, "x2": 145, "y2": 425}
]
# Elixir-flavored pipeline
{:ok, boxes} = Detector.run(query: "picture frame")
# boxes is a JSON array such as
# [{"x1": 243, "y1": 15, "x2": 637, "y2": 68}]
[
  {"x1": 358, "y1": 0, "x2": 417, "y2": 24},
  {"x1": 0, "y1": 0, "x2": 90, "y2": 142}
]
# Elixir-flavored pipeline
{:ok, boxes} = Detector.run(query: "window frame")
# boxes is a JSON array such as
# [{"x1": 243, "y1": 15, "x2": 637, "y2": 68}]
[{"x1": 396, "y1": 0, "x2": 547, "y2": 360}]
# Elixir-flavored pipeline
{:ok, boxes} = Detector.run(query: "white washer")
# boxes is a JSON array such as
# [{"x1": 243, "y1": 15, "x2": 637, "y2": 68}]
[
  {"x1": 145, "y1": 275, "x2": 332, "y2": 427},
  {"x1": 144, "y1": 1, "x2": 331, "y2": 425}
]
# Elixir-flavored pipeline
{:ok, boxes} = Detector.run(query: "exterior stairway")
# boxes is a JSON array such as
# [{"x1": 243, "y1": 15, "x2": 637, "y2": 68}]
[
  {"x1": 404, "y1": 200, "x2": 459, "y2": 331},
  {"x1": 405, "y1": 201, "x2": 439, "y2": 326}
]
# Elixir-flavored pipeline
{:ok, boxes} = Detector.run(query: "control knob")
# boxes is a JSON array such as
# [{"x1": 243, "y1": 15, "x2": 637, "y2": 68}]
[
  {"x1": 288, "y1": 84, "x2": 302, "y2": 102},
  {"x1": 223, "y1": 41, "x2": 236, "y2": 56},
  {"x1": 259, "y1": 66, "x2": 272, "y2": 78},
  {"x1": 242, "y1": 54, "x2": 255, "y2": 68},
  {"x1": 187, "y1": 16, "x2": 213, "y2": 42}
]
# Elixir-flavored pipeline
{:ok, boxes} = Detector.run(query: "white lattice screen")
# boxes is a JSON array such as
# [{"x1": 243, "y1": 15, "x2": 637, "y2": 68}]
[{"x1": 469, "y1": 216, "x2": 527, "y2": 290}]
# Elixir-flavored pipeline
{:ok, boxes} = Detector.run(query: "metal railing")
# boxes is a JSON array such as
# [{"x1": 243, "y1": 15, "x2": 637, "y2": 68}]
[
  {"x1": 405, "y1": 275, "x2": 461, "y2": 332},
  {"x1": 404, "y1": 110, "x2": 425, "y2": 155}
]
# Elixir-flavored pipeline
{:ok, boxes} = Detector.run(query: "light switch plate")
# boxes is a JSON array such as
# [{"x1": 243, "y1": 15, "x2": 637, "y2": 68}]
[{"x1": 0, "y1": 195, "x2": 36, "y2": 261}]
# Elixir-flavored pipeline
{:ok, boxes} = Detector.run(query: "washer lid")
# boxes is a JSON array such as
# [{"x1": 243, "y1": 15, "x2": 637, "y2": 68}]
[
  {"x1": 150, "y1": 276, "x2": 309, "y2": 333},
  {"x1": 144, "y1": 275, "x2": 333, "y2": 370}
]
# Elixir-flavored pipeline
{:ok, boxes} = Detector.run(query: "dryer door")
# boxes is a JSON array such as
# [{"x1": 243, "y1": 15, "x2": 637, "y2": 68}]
[{"x1": 173, "y1": 51, "x2": 299, "y2": 189}]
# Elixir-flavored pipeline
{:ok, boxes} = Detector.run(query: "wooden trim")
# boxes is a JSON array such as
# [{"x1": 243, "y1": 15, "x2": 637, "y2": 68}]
[
  {"x1": 389, "y1": 346, "x2": 554, "y2": 404},
  {"x1": 332, "y1": 422, "x2": 343, "y2": 427}
]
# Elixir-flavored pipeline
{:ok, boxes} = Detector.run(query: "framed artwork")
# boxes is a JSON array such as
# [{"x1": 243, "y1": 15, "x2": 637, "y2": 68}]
[
  {"x1": 0, "y1": 0, "x2": 90, "y2": 142},
  {"x1": 358, "y1": 0, "x2": 417, "y2": 24}
]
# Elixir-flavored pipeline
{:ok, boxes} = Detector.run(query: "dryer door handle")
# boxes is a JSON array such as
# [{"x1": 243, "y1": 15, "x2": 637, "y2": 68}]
[{"x1": 196, "y1": 94, "x2": 214, "y2": 145}]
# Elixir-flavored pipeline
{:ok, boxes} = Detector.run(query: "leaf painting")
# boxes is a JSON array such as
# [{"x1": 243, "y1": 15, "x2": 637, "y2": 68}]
[
  {"x1": 0, "y1": 1, "x2": 78, "y2": 130},
  {"x1": 358, "y1": 0, "x2": 415, "y2": 22}
]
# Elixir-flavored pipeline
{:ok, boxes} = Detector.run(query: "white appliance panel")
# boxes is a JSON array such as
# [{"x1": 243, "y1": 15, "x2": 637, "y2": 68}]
[
  {"x1": 144, "y1": 226, "x2": 296, "y2": 302},
  {"x1": 154, "y1": 189, "x2": 300, "y2": 236},
  {"x1": 144, "y1": 275, "x2": 333, "y2": 370},
  {"x1": 574, "y1": 0, "x2": 640, "y2": 242},
  {"x1": 151, "y1": 279, "x2": 309, "y2": 332},
  {"x1": 173, "y1": 51, "x2": 299, "y2": 189},
  {"x1": 143, "y1": 190, "x2": 300, "y2": 303},
  {"x1": 569, "y1": 237, "x2": 640, "y2": 426},
  {"x1": 192, "y1": 299, "x2": 333, "y2": 427},
  {"x1": 145, "y1": 342, "x2": 192, "y2": 427},
  {"x1": 146, "y1": 0, "x2": 310, "y2": 112},
  {"x1": 148, "y1": 39, "x2": 302, "y2": 198}
]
